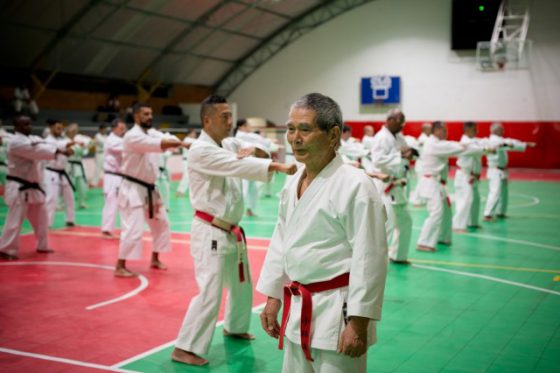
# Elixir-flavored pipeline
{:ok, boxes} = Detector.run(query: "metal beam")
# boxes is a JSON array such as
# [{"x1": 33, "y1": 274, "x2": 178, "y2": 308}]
[
  {"x1": 214, "y1": 0, "x2": 376, "y2": 97},
  {"x1": 30, "y1": 0, "x2": 103, "y2": 70}
]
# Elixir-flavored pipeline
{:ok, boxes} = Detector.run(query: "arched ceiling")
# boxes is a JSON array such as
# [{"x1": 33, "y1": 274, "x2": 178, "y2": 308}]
[{"x1": 0, "y1": 0, "x2": 374, "y2": 95}]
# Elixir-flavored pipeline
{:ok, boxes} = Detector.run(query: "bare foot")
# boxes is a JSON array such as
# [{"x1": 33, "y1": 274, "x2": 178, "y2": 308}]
[
  {"x1": 0, "y1": 252, "x2": 19, "y2": 260},
  {"x1": 171, "y1": 348, "x2": 208, "y2": 366},
  {"x1": 151, "y1": 260, "x2": 168, "y2": 270},
  {"x1": 223, "y1": 329, "x2": 256, "y2": 340},
  {"x1": 245, "y1": 209, "x2": 257, "y2": 217},
  {"x1": 36, "y1": 248, "x2": 54, "y2": 254},
  {"x1": 417, "y1": 245, "x2": 436, "y2": 252},
  {"x1": 101, "y1": 231, "x2": 118, "y2": 239},
  {"x1": 453, "y1": 229, "x2": 467, "y2": 233},
  {"x1": 114, "y1": 267, "x2": 136, "y2": 277}
]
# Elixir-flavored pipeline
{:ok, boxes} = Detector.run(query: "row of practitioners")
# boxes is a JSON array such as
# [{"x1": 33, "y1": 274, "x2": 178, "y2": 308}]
[
  {"x1": 0, "y1": 93, "x2": 534, "y2": 372},
  {"x1": 0, "y1": 94, "x2": 387, "y2": 372},
  {"x1": 337, "y1": 115, "x2": 534, "y2": 261}
]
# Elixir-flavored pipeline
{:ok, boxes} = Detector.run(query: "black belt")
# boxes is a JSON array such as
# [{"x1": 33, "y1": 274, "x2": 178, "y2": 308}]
[
  {"x1": 104, "y1": 170, "x2": 123, "y2": 177},
  {"x1": 69, "y1": 160, "x2": 87, "y2": 183},
  {"x1": 122, "y1": 174, "x2": 156, "y2": 219},
  {"x1": 6, "y1": 175, "x2": 46, "y2": 195},
  {"x1": 497, "y1": 166, "x2": 506, "y2": 171},
  {"x1": 46, "y1": 167, "x2": 76, "y2": 191},
  {"x1": 0, "y1": 161, "x2": 7, "y2": 167}
]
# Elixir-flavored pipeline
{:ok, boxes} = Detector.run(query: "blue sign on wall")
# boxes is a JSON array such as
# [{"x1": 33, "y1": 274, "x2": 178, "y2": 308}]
[{"x1": 361, "y1": 76, "x2": 401, "y2": 105}]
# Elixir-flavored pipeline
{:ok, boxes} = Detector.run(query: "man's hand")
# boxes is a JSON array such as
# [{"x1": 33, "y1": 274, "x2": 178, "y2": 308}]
[
  {"x1": 337, "y1": 316, "x2": 369, "y2": 358},
  {"x1": 260, "y1": 297, "x2": 282, "y2": 338},
  {"x1": 65, "y1": 141, "x2": 76, "y2": 149},
  {"x1": 527, "y1": 142, "x2": 537, "y2": 148},
  {"x1": 57, "y1": 148, "x2": 74, "y2": 157},
  {"x1": 161, "y1": 138, "x2": 181, "y2": 150},
  {"x1": 401, "y1": 147, "x2": 414, "y2": 160},
  {"x1": 366, "y1": 172, "x2": 390, "y2": 182},
  {"x1": 269, "y1": 163, "x2": 297, "y2": 175},
  {"x1": 237, "y1": 147, "x2": 256, "y2": 159}
]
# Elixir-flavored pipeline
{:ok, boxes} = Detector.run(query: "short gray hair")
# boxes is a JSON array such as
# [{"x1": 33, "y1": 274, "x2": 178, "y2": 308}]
[
  {"x1": 490, "y1": 122, "x2": 503, "y2": 133},
  {"x1": 291, "y1": 93, "x2": 343, "y2": 133},
  {"x1": 386, "y1": 108, "x2": 403, "y2": 120}
]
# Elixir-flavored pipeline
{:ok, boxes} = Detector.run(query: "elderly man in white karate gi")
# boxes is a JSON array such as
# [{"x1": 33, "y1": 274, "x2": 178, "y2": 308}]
[
  {"x1": 101, "y1": 119, "x2": 126, "y2": 237},
  {"x1": 44, "y1": 120, "x2": 76, "y2": 227},
  {"x1": 172, "y1": 95, "x2": 296, "y2": 367},
  {"x1": 257, "y1": 93, "x2": 388, "y2": 373},
  {"x1": 416, "y1": 121, "x2": 466, "y2": 252},
  {"x1": 114, "y1": 103, "x2": 182, "y2": 277},
  {"x1": 370, "y1": 109, "x2": 414, "y2": 264},
  {"x1": 483, "y1": 122, "x2": 536, "y2": 221},
  {"x1": 452, "y1": 122, "x2": 492, "y2": 231},
  {"x1": 0, "y1": 116, "x2": 72, "y2": 260}
]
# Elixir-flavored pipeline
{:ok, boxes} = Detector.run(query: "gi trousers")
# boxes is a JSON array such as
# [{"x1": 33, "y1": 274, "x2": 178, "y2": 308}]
[{"x1": 175, "y1": 220, "x2": 252, "y2": 355}]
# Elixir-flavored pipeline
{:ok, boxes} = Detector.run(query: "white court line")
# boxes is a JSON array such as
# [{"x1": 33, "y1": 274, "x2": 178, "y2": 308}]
[
  {"x1": 112, "y1": 302, "x2": 266, "y2": 368},
  {"x1": 0, "y1": 347, "x2": 134, "y2": 372},
  {"x1": 413, "y1": 264, "x2": 560, "y2": 296},
  {"x1": 507, "y1": 192, "x2": 540, "y2": 209},
  {"x1": 0, "y1": 261, "x2": 149, "y2": 310},
  {"x1": 411, "y1": 226, "x2": 560, "y2": 252}
]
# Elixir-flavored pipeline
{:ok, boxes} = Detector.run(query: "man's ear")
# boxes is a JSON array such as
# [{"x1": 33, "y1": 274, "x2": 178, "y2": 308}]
[{"x1": 330, "y1": 126, "x2": 341, "y2": 148}]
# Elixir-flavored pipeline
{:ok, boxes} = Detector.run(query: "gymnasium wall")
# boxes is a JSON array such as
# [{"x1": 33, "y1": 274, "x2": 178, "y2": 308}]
[{"x1": 231, "y1": 0, "x2": 560, "y2": 168}]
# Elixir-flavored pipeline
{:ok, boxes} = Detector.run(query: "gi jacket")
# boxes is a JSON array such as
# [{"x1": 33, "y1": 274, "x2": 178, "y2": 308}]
[{"x1": 257, "y1": 154, "x2": 388, "y2": 351}]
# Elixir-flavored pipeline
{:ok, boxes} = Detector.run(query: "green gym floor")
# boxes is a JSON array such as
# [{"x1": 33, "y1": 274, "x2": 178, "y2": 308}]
[{"x1": 1, "y1": 171, "x2": 559, "y2": 372}]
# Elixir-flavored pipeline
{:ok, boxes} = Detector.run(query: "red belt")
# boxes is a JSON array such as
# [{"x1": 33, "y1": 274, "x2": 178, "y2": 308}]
[
  {"x1": 194, "y1": 210, "x2": 247, "y2": 282},
  {"x1": 278, "y1": 272, "x2": 350, "y2": 361},
  {"x1": 383, "y1": 178, "x2": 406, "y2": 194}
]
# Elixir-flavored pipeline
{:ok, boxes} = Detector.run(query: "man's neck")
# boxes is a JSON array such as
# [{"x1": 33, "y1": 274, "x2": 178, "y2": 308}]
[{"x1": 304, "y1": 152, "x2": 335, "y2": 182}]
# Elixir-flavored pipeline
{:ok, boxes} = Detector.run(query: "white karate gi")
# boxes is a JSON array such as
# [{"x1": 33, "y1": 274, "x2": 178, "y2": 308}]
[
  {"x1": 452, "y1": 135, "x2": 486, "y2": 230},
  {"x1": 339, "y1": 138, "x2": 369, "y2": 165},
  {"x1": 361, "y1": 134, "x2": 376, "y2": 173},
  {"x1": 256, "y1": 154, "x2": 388, "y2": 372},
  {"x1": 101, "y1": 132, "x2": 123, "y2": 233},
  {"x1": 175, "y1": 130, "x2": 272, "y2": 356},
  {"x1": 156, "y1": 150, "x2": 172, "y2": 211},
  {"x1": 176, "y1": 137, "x2": 196, "y2": 194},
  {"x1": 235, "y1": 131, "x2": 272, "y2": 212},
  {"x1": 92, "y1": 132, "x2": 106, "y2": 186},
  {"x1": 44, "y1": 134, "x2": 75, "y2": 226},
  {"x1": 409, "y1": 132, "x2": 430, "y2": 206},
  {"x1": 117, "y1": 125, "x2": 171, "y2": 260},
  {"x1": 0, "y1": 133, "x2": 57, "y2": 256},
  {"x1": 416, "y1": 135, "x2": 463, "y2": 248},
  {"x1": 0, "y1": 129, "x2": 13, "y2": 186},
  {"x1": 68, "y1": 135, "x2": 92, "y2": 208},
  {"x1": 483, "y1": 134, "x2": 527, "y2": 218},
  {"x1": 370, "y1": 127, "x2": 413, "y2": 262}
]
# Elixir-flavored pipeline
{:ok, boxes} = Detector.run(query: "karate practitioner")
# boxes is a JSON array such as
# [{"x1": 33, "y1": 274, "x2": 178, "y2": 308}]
[
  {"x1": 416, "y1": 121, "x2": 467, "y2": 252},
  {"x1": 114, "y1": 103, "x2": 181, "y2": 277},
  {"x1": 66, "y1": 123, "x2": 92, "y2": 209},
  {"x1": 44, "y1": 120, "x2": 76, "y2": 227},
  {"x1": 0, "y1": 116, "x2": 72, "y2": 260},
  {"x1": 452, "y1": 122, "x2": 491, "y2": 231},
  {"x1": 235, "y1": 118, "x2": 273, "y2": 216},
  {"x1": 339, "y1": 125, "x2": 369, "y2": 166},
  {"x1": 172, "y1": 95, "x2": 296, "y2": 366},
  {"x1": 91, "y1": 124, "x2": 107, "y2": 187},
  {"x1": 257, "y1": 93, "x2": 388, "y2": 372},
  {"x1": 370, "y1": 109, "x2": 414, "y2": 264},
  {"x1": 101, "y1": 119, "x2": 127, "y2": 237},
  {"x1": 483, "y1": 122, "x2": 535, "y2": 220},
  {"x1": 176, "y1": 129, "x2": 197, "y2": 197},
  {"x1": 360, "y1": 125, "x2": 376, "y2": 172},
  {"x1": 409, "y1": 122, "x2": 432, "y2": 206}
]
